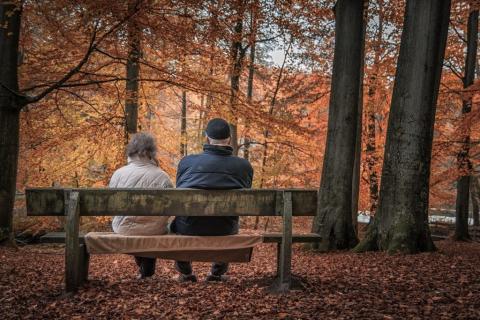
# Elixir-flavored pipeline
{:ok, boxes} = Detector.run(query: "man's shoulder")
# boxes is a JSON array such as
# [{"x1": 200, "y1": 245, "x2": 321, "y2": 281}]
[
  {"x1": 180, "y1": 152, "x2": 252, "y2": 170},
  {"x1": 179, "y1": 153, "x2": 202, "y2": 165},
  {"x1": 231, "y1": 156, "x2": 253, "y2": 170}
]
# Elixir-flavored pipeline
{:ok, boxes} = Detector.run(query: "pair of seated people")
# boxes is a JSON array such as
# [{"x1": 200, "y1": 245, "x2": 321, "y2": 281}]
[{"x1": 110, "y1": 118, "x2": 254, "y2": 282}]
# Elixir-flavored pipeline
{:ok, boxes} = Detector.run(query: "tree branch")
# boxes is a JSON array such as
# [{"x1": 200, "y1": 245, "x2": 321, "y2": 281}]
[
  {"x1": 443, "y1": 60, "x2": 464, "y2": 81},
  {"x1": 24, "y1": 29, "x2": 99, "y2": 105},
  {"x1": 20, "y1": 3, "x2": 144, "y2": 107}
]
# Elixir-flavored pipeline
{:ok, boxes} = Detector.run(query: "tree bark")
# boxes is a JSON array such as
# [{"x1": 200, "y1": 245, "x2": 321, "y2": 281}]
[
  {"x1": 229, "y1": 0, "x2": 247, "y2": 156},
  {"x1": 354, "y1": 0, "x2": 451, "y2": 254},
  {"x1": 0, "y1": 3, "x2": 22, "y2": 243},
  {"x1": 125, "y1": 0, "x2": 140, "y2": 135},
  {"x1": 312, "y1": 0, "x2": 364, "y2": 250},
  {"x1": 180, "y1": 91, "x2": 187, "y2": 156},
  {"x1": 454, "y1": 8, "x2": 478, "y2": 241},
  {"x1": 365, "y1": 0, "x2": 383, "y2": 214},
  {"x1": 352, "y1": 0, "x2": 369, "y2": 236},
  {"x1": 471, "y1": 176, "x2": 480, "y2": 226},
  {"x1": 243, "y1": 3, "x2": 257, "y2": 161}
]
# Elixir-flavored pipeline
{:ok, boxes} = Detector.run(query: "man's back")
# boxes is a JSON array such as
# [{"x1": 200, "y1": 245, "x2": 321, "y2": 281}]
[{"x1": 171, "y1": 144, "x2": 254, "y2": 236}]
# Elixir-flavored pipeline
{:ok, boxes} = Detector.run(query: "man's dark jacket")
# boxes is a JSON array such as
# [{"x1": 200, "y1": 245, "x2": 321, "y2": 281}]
[{"x1": 171, "y1": 144, "x2": 254, "y2": 236}]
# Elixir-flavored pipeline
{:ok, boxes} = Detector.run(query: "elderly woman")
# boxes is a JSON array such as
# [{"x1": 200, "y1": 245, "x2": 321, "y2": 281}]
[{"x1": 110, "y1": 132, "x2": 173, "y2": 278}]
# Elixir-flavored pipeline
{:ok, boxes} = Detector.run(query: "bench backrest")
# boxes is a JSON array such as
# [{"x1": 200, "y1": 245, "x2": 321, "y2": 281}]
[{"x1": 26, "y1": 188, "x2": 318, "y2": 217}]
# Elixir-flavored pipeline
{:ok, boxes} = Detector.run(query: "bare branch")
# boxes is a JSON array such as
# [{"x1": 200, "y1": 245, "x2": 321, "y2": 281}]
[
  {"x1": 24, "y1": 30, "x2": 99, "y2": 105},
  {"x1": 21, "y1": 2, "x2": 144, "y2": 107},
  {"x1": 451, "y1": 21, "x2": 467, "y2": 43},
  {"x1": 443, "y1": 60, "x2": 464, "y2": 81}
]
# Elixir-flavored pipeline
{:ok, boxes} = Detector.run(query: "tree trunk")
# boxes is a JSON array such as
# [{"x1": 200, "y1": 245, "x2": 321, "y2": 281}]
[
  {"x1": 472, "y1": 176, "x2": 480, "y2": 226},
  {"x1": 365, "y1": 0, "x2": 383, "y2": 214},
  {"x1": 354, "y1": 0, "x2": 451, "y2": 254},
  {"x1": 0, "y1": 3, "x2": 21, "y2": 243},
  {"x1": 243, "y1": 3, "x2": 257, "y2": 161},
  {"x1": 196, "y1": 94, "x2": 205, "y2": 151},
  {"x1": 352, "y1": 0, "x2": 369, "y2": 236},
  {"x1": 180, "y1": 91, "x2": 187, "y2": 157},
  {"x1": 125, "y1": 0, "x2": 140, "y2": 135},
  {"x1": 229, "y1": 0, "x2": 247, "y2": 156},
  {"x1": 454, "y1": 9, "x2": 478, "y2": 241},
  {"x1": 312, "y1": 0, "x2": 365, "y2": 250}
]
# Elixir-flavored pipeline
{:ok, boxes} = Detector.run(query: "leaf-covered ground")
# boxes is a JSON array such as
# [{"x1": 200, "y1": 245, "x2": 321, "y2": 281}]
[{"x1": 1, "y1": 240, "x2": 479, "y2": 319}]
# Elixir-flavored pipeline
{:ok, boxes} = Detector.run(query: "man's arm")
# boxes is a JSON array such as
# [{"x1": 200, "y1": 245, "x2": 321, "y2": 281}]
[
  {"x1": 244, "y1": 161, "x2": 254, "y2": 188},
  {"x1": 176, "y1": 157, "x2": 189, "y2": 187}
]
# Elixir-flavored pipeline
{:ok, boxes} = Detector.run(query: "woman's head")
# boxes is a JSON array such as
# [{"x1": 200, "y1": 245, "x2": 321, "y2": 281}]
[{"x1": 126, "y1": 132, "x2": 157, "y2": 160}]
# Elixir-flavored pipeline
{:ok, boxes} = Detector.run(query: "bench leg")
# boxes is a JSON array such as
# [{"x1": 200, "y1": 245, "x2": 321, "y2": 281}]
[
  {"x1": 269, "y1": 191, "x2": 292, "y2": 293},
  {"x1": 276, "y1": 242, "x2": 281, "y2": 276},
  {"x1": 65, "y1": 191, "x2": 80, "y2": 293},
  {"x1": 78, "y1": 244, "x2": 90, "y2": 285}
]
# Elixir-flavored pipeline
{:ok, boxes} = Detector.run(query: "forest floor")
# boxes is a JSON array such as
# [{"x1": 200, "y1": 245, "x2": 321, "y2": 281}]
[{"x1": 1, "y1": 239, "x2": 479, "y2": 319}]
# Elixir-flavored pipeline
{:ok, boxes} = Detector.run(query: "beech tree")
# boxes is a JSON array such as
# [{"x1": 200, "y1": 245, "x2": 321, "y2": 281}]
[
  {"x1": 125, "y1": 0, "x2": 141, "y2": 136},
  {"x1": 355, "y1": 0, "x2": 451, "y2": 253},
  {"x1": 312, "y1": 0, "x2": 365, "y2": 250},
  {"x1": 454, "y1": 7, "x2": 478, "y2": 241},
  {"x1": 228, "y1": 0, "x2": 248, "y2": 156},
  {"x1": 364, "y1": 0, "x2": 385, "y2": 214},
  {"x1": 0, "y1": 3, "x2": 22, "y2": 243}
]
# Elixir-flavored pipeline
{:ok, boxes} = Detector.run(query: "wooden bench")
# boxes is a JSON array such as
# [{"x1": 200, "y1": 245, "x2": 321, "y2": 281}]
[
  {"x1": 26, "y1": 188, "x2": 321, "y2": 293},
  {"x1": 429, "y1": 222, "x2": 480, "y2": 241},
  {"x1": 470, "y1": 226, "x2": 480, "y2": 241}
]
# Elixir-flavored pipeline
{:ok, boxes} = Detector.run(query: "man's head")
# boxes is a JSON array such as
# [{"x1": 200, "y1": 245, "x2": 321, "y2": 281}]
[
  {"x1": 126, "y1": 132, "x2": 157, "y2": 160},
  {"x1": 205, "y1": 118, "x2": 231, "y2": 146}
]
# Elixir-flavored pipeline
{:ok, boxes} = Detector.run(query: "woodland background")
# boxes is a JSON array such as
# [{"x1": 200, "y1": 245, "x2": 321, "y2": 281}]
[
  {"x1": 3, "y1": 1, "x2": 480, "y2": 318},
  {"x1": 5, "y1": 0, "x2": 480, "y2": 233}
]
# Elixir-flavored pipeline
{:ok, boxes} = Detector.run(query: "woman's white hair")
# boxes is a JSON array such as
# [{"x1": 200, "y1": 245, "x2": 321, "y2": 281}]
[{"x1": 126, "y1": 132, "x2": 157, "y2": 159}]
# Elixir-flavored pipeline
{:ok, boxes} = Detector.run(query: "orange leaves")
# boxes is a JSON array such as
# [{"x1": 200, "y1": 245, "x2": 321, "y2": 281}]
[{"x1": 2, "y1": 240, "x2": 480, "y2": 318}]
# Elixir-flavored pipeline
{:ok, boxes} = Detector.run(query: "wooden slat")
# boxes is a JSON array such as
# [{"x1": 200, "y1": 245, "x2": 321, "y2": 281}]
[
  {"x1": 26, "y1": 188, "x2": 317, "y2": 217},
  {"x1": 26, "y1": 188, "x2": 64, "y2": 216},
  {"x1": 40, "y1": 232, "x2": 85, "y2": 244},
  {"x1": 262, "y1": 233, "x2": 322, "y2": 243},
  {"x1": 39, "y1": 232, "x2": 321, "y2": 244}
]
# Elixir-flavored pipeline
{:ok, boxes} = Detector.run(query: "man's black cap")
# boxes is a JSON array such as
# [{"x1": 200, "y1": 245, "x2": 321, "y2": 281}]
[{"x1": 206, "y1": 118, "x2": 231, "y2": 140}]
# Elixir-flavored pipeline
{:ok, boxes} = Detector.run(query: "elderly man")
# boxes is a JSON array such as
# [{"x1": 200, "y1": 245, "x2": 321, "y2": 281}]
[{"x1": 170, "y1": 118, "x2": 254, "y2": 282}]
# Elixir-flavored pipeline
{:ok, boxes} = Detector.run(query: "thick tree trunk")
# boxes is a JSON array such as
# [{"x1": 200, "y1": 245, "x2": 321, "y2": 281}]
[
  {"x1": 125, "y1": 0, "x2": 140, "y2": 135},
  {"x1": 472, "y1": 176, "x2": 480, "y2": 226},
  {"x1": 180, "y1": 91, "x2": 187, "y2": 156},
  {"x1": 354, "y1": 0, "x2": 451, "y2": 254},
  {"x1": 312, "y1": 0, "x2": 364, "y2": 250},
  {"x1": 352, "y1": 0, "x2": 369, "y2": 235},
  {"x1": 454, "y1": 9, "x2": 478, "y2": 241},
  {"x1": 0, "y1": 3, "x2": 22, "y2": 243}
]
